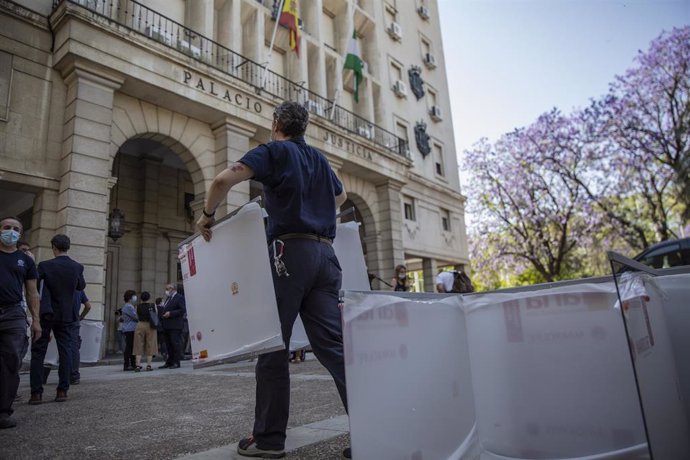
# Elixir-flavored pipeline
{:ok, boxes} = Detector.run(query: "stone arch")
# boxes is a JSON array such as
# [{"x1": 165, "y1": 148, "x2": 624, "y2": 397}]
[
  {"x1": 109, "y1": 93, "x2": 215, "y2": 199},
  {"x1": 339, "y1": 174, "x2": 379, "y2": 275}
]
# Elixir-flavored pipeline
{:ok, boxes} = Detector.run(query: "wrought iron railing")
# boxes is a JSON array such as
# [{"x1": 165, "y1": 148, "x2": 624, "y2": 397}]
[{"x1": 52, "y1": 0, "x2": 410, "y2": 158}]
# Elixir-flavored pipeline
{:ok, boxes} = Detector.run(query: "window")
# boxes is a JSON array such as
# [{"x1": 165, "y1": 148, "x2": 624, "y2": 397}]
[
  {"x1": 434, "y1": 143, "x2": 445, "y2": 177},
  {"x1": 390, "y1": 60, "x2": 403, "y2": 83},
  {"x1": 322, "y1": 9, "x2": 336, "y2": 51},
  {"x1": 395, "y1": 120, "x2": 409, "y2": 156},
  {"x1": 427, "y1": 87, "x2": 438, "y2": 107},
  {"x1": 421, "y1": 36, "x2": 431, "y2": 57},
  {"x1": 441, "y1": 208, "x2": 451, "y2": 231},
  {"x1": 403, "y1": 196, "x2": 416, "y2": 221}
]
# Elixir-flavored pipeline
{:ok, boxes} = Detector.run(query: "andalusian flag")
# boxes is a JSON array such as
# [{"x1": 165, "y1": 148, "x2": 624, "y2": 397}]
[
  {"x1": 343, "y1": 30, "x2": 363, "y2": 103},
  {"x1": 279, "y1": 0, "x2": 300, "y2": 55}
]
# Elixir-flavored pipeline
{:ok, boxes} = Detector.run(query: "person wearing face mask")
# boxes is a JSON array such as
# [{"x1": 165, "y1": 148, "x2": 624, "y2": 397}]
[
  {"x1": 29, "y1": 234, "x2": 85, "y2": 405},
  {"x1": 391, "y1": 264, "x2": 410, "y2": 292},
  {"x1": 121, "y1": 290, "x2": 138, "y2": 371},
  {"x1": 159, "y1": 283, "x2": 186, "y2": 369},
  {"x1": 0, "y1": 217, "x2": 41, "y2": 428}
]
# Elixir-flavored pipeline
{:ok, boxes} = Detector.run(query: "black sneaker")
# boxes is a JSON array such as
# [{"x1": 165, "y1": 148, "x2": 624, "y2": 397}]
[
  {"x1": 237, "y1": 436, "x2": 285, "y2": 458},
  {"x1": 0, "y1": 414, "x2": 17, "y2": 429},
  {"x1": 342, "y1": 447, "x2": 352, "y2": 459}
]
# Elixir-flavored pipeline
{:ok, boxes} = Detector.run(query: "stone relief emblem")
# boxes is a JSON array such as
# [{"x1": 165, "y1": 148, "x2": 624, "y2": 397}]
[
  {"x1": 414, "y1": 121, "x2": 431, "y2": 158},
  {"x1": 408, "y1": 65, "x2": 425, "y2": 100}
]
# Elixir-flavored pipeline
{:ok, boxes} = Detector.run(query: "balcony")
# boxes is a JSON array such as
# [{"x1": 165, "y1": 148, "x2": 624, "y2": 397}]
[{"x1": 51, "y1": 0, "x2": 410, "y2": 160}]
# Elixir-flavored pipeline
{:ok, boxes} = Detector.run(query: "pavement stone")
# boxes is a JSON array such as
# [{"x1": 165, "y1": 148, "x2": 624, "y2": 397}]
[{"x1": 1, "y1": 357, "x2": 348, "y2": 460}]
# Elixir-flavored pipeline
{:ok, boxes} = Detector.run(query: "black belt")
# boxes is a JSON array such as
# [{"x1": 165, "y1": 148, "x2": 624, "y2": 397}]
[{"x1": 277, "y1": 233, "x2": 333, "y2": 245}]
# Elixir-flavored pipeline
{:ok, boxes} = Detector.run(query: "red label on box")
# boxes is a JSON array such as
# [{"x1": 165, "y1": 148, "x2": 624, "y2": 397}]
[{"x1": 188, "y1": 246, "x2": 197, "y2": 277}]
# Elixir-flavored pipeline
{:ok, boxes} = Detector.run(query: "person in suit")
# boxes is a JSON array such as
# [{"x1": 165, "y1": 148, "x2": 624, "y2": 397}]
[
  {"x1": 159, "y1": 283, "x2": 186, "y2": 369},
  {"x1": 29, "y1": 234, "x2": 85, "y2": 405}
]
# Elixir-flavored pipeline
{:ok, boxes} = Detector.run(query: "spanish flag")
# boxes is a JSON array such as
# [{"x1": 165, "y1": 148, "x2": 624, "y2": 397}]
[{"x1": 279, "y1": 0, "x2": 300, "y2": 55}]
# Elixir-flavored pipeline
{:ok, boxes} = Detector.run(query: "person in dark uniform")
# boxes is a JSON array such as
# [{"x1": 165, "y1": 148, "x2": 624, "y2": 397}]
[
  {"x1": 196, "y1": 101, "x2": 349, "y2": 459},
  {"x1": 159, "y1": 283, "x2": 186, "y2": 369},
  {"x1": 0, "y1": 217, "x2": 41, "y2": 428},
  {"x1": 29, "y1": 234, "x2": 85, "y2": 404}
]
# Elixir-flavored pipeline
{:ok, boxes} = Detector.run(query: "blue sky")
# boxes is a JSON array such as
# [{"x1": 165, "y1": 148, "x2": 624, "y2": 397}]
[{"x1": 438, "y1": 0, "x2": 690, "y2": 186}]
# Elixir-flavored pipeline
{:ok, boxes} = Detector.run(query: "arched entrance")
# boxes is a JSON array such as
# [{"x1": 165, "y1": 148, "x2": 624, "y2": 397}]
[
  {"x1": 339, "y1": 193, "x2": 379, "y2": 287},
  {"x1": 104, "y1": 135, "x2": 205, "y2": 352}
]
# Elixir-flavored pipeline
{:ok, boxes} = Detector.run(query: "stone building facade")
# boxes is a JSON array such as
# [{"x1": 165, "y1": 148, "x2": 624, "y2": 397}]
[{"x1": 0, "y1": 0, "x2": 468, "y2": 353}]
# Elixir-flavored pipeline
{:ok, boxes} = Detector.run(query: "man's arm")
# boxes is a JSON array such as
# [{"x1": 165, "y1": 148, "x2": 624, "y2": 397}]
[
  {"x1": 76, "y1": 266, "x2": 86, "y2": 291},
  {"x1": 335, "y1": 190, "x2": 347, "y2": 208},
  {"x1": 167, "y1": 297, "x2": 186, "y2": 318},
  {"x1": 196, "y1": 162, "x2": 255, "y2": 241},
  {"x1": 79, "y1": 300, "x2": 92, "y2": 321},
  {"x1": 25, "y1": 279, "x2": 41, "y2": 341}
]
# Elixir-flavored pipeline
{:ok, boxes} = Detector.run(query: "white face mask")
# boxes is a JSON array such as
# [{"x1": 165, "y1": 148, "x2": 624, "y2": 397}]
[
  {"x1": 131, "y1": 295, "x2": 137, "y2": 303},
  {"x1": 399, "y1": 273, "x2": 407, "y2": 279},
  {"x1": 165, "y1": 289, "x2": 172, "y2": 297}
]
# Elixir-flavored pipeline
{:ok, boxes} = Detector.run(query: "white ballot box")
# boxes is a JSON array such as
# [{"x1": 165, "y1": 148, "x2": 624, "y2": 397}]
[
  {"x1": 290, "y1": 221, "x2": 370, "y2": 351},
  {"x1": 464, "y1": 283, "x2": 648, "y2": 459},
  {"x1": 179, "y1": 202, "x2": 284, "y2": 368},
  {"x1": 343, "y1": 292, "x2": 478, "y2": 460},
  {"x1": 617, "y1": 273, "x2": 690, "y2": 459},
  {"x1": 79, "y1": 320, "x2": 104, "y2": 363}
]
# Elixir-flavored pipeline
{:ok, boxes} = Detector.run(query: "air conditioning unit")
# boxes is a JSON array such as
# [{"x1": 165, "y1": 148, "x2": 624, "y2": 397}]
[
  {"x1": 430, "y1": 105, "x2": 443, "y2": 121},
  {"x1": 146, "y1": 25, "x2": 174, "y2": 47},
  {"x1": 305, "y1": 100, "x2": 326, "y2": 117},
  {"x1": 417, "y1": 6, "x2": 430, "y2": 20},
  {"x1": 387, "y1": 22, "x2": 402, "y2": 41},
  {"x1": 357, "y1": 125, "x2": 373, "y2": 139},
  {"x1": 393, "y1": 79, "x2": 407, "y2": 98},
  {"x1": 424, "y1": 53, "x2": 437, "y2": 69},
  {"x1": 178, "y1": 40, "x2": 202, "y2": 59}
]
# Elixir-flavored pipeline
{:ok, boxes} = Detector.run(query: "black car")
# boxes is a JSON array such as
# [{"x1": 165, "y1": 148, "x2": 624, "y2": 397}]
[{"x1": 634, "y1": 237, "x2": 690, "y2": 269}]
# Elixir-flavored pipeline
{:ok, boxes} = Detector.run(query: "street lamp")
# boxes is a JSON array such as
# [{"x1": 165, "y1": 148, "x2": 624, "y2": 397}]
[{"x1": 108, "y1": 208, "x2": 125, "y2": 241}]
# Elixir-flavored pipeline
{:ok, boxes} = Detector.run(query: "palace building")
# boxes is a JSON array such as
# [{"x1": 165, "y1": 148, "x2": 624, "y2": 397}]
[{"x1": 0, "y1": 0, "x2": 468, "y2": 353}]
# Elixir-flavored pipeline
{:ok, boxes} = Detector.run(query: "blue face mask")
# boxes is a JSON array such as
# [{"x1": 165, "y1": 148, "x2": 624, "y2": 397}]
[{"x1": 0, "y1": 229, "x2": 20, "y2": 246}]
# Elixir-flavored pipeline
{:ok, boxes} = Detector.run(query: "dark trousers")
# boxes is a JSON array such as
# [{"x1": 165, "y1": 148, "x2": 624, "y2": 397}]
[
  {"x1": 30, "y1": 319, "x2": 78, "y2": 394},
  {"x1": 163, "y1": 329, "x2": 183, "y2": 366},
  {"x1": 123, "y1": 331, "x2": 135, "y2": 370},
  {"x1": 0, "y1": 306, "x2": 26, "y2": 416},
  {"x1": 71, "y1": 332, "x2": 82, "y2": 380},
  {"x1": 253, "y1": 239, "x2": 347, "y2": 450}
]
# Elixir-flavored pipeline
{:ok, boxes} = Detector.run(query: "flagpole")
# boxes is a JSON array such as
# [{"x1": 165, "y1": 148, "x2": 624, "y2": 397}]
[
  {"x1": 262, "y1": 0, "x2": 286, "y2": 90},
  {"x1": 332, "y1": 0, "x2": 356, "y2": 115}
]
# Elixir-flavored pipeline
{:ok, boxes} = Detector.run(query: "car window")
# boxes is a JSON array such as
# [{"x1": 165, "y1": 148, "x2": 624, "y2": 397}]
[{"x1": 638, "y1": 243, "x2": 682, "y2": 268}]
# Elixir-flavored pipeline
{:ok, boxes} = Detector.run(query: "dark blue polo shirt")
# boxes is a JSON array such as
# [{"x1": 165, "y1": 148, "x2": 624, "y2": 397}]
[
  {"x1": 239, "y1": 136, "x2": 343, "y2": 241},
  {"x1": 0, "y1": 250, "x2": 37, "y2": 306}
]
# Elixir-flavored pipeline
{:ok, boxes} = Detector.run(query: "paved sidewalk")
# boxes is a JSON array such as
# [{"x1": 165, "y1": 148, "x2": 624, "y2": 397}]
[{"x1": 2, "y1": 357, "x2": 349, "y2": 459}]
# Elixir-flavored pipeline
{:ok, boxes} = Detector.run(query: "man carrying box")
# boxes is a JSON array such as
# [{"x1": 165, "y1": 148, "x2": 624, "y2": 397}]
[{"x1": 196, "y1": 101, "x2": 349, "y2": 459}]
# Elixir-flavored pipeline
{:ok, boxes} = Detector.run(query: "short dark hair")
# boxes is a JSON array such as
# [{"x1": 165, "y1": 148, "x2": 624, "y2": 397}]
[
  {"x1": 141, "y1": 291, "x2": 151, "y2": 302},
  {"x1": 51, "y1": 234, "x2": 71, "y2": 252},
  {"x1": 273, "y1": 101, "x2": 309, "y2": 137},
  {"x1": 124, "y1": 290, "x2": 136, "y2": 302},
  {"x1": 0, "y1": 216, "x2": 22, "y2": 230},
  {"x1": 17, "y1": 240, "x2": 29, "y2": 248},
  {"x1": 155, "y1": 297, "x2": 163, "y2": 305}
]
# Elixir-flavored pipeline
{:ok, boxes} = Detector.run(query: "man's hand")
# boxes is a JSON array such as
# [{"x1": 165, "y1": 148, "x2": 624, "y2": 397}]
[
  {"x1": 163, "y1": 312, "x2": 171, "y2": 319},
  {"x1": 31, "y1": 321, "x2": 42, "y2": 343},
  {"x1": 196, "y1": 214, "x2": 215, "y2": 242}
]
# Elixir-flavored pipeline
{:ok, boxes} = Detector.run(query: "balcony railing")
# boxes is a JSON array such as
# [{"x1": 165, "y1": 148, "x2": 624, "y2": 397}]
[{"x1": 52, "y1": 0, "x2": 410, "y2": 159}]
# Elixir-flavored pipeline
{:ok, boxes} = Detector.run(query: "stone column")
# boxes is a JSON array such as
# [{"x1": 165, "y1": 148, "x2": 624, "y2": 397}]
[
  {"x1": 57, "y1": 64, "x2": 123, "y2": 323},
  {"x1": 30, "y1": 189, "x2": 59, "y2": 262},
  {"x1": 211, "y1": 118, "x2": 256, "y2": 216},
  {"x1": 373, "y1": 180, "x2": 405, "y2": 285},
  {"x1": 185, "y1": 0, "x2": 214, "y2": 38},
  {"x1": 423, "y1": 258, "x2": 439, "y2": 293}
]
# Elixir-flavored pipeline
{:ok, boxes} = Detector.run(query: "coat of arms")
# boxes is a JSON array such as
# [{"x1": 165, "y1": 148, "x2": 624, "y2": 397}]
[
  {"x1": 415, "y1": 121, "x2": 431, "y2": 158},
  {"x1": 408, "y1": 65, "x2": 425, "y2": 100}
]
